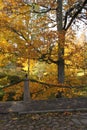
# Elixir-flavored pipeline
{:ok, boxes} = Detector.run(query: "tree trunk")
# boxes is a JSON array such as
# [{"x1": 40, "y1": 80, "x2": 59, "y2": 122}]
[
  {"x1": 58, "y1": 31, "x2": 65, "y2": 83},
  {"x1": 56, "y1": 0, "x2": 65, "y2": 83}
]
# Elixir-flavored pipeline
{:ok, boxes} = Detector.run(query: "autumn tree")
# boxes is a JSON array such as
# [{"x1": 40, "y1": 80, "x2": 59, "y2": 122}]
[
  {"x1": 0, "y1": 0, "x2": 87, "y2": 84},
  {"x1": 0, "y1": 1, "x2": 37, "y2": 73},
  {"x1": 22, "y1": 0, "x2": 87, "y2": 83}
]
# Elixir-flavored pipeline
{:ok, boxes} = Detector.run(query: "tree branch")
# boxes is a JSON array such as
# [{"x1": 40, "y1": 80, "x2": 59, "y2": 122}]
[{"x1": 65, "y1": 0, "x2": 87, "y2": 31}]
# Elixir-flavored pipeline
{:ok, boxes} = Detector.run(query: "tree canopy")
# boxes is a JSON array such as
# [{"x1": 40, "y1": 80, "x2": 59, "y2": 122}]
[{"x1": 0, "y1": 0, "x2": 87, "y2": 101}]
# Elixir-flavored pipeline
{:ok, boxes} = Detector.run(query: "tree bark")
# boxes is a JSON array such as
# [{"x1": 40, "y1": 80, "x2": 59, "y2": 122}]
[
  {"x1": 58, "y1": 31, "x2": 65, "y2": 83},
  {"x1": 56, "y1": 0, "x2": 65, "y2": 83}
]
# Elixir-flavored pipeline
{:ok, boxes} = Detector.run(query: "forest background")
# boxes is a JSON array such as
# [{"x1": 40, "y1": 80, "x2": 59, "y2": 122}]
[{"x1": 0, "y1": 0, "x2": 87, "y2": 101}]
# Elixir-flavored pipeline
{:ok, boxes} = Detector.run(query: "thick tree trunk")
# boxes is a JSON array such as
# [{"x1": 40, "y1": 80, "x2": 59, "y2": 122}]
[
  {"x1": 58, "y1": 31, "x2": 65, "y2": 83},
  {"x1": 56, "y1": 0, "x2": 65, "y2": 83}
]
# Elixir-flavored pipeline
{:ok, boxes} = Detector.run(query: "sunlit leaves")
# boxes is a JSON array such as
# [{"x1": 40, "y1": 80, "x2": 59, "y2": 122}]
[{"x1": 0, "y1": 0, "x2": 87, "y2": 101}]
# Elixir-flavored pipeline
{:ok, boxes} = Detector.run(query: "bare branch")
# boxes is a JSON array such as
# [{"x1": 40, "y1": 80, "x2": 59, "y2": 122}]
[{"x1": 65, "y1": 0, "x2": 87, "y2": 30}]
